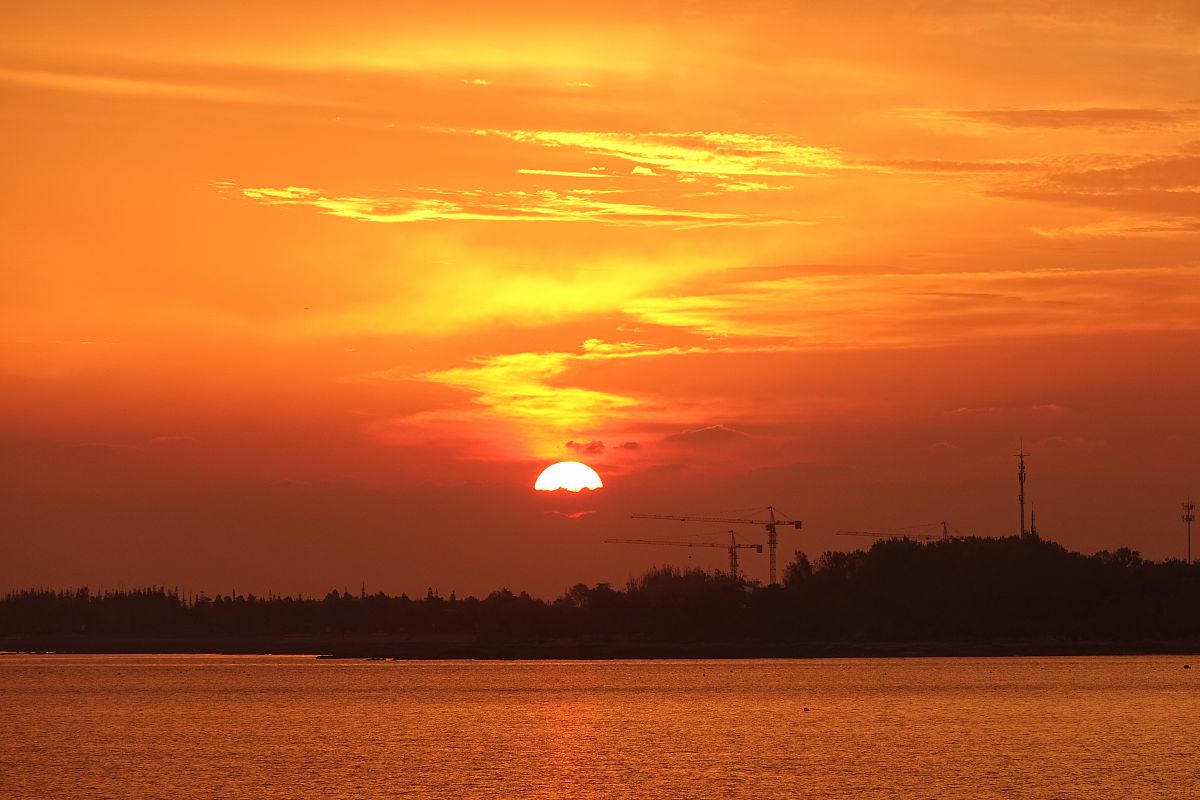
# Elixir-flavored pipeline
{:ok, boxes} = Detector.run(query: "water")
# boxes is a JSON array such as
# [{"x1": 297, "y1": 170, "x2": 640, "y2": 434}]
[{"x1": 2, "y1": 655, "x2": 1198, "y2": 799}]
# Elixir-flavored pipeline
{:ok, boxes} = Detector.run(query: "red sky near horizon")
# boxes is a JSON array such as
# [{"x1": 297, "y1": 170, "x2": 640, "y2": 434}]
[{"x1": 2, "y1": 1, "x2": 1198, "y2": 597}]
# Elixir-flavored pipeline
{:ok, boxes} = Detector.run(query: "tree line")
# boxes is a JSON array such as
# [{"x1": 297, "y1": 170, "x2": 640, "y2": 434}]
[{"x1": 3, "y1": 534, "x2": 1199, "y2": 642}]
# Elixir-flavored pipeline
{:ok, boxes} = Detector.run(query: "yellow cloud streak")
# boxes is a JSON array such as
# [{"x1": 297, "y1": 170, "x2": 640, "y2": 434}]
[
  {"x1": 372, "y1": 340, "x2": 716, "y2": 458},
  {"x1": 378, "y1": 352, "x2": 630, "y2": 459},
  {"x1": 236, "y1": 184, "x2": 792, "y2": 227},
  {"x1": 383, "y1": 257, "x2": 1200, "y2": 456},
  {"x1": 484, "y1": 130, "x2": 845, "y2": 177},
  {"x1": 516, "y1": 169, "x2": 611, "y2": 179},
  {"x1": 428, "y1": 351, "x2": 637, "y2": 433},
  {"x1": 284, "y1": 253, "x2": 707, "y2": 338}
]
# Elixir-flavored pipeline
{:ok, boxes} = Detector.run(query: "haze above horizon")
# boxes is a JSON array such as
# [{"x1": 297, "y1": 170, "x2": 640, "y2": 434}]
[{"x1": 2, "y1": 0, "x2": 1198, "y2": 597}]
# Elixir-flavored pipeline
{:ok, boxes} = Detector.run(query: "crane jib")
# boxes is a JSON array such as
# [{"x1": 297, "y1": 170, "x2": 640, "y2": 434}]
[{"x1": 629, "y1": 510, "x2": 803, "y2": 585}]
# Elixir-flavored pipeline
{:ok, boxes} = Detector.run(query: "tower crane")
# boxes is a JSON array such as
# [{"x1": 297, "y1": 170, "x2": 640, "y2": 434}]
[
  {"x1": 836, "y1": 521, "x2": 954, "y2": 542},
  {"x1": 605, "y1": 531, "x2": 763, "y2": 580},
  {"x1": 631, "y1": 506, "x2": 801, "y2": 586}
]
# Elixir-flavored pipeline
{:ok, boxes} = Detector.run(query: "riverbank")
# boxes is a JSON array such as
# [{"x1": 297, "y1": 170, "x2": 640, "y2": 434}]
[{"x1": 5, "y1": 634, "x2": 1200, "y2": 659}]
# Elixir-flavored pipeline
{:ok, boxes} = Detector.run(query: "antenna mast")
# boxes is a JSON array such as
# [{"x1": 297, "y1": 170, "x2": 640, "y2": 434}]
[{"x1": 1015, "y1": 441, "x2": 1029, "y2": 538}]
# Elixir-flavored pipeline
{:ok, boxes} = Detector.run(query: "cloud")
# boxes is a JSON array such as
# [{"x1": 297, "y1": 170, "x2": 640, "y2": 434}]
[
  {"x1": 868, "y1": 159, "x2": 1034, "y2": 174},
  {"x1": 579, "y1": 338, "x2": 656, "y2": 355},
  {"x1": 944, "y1": 403, "x2": 1067, "y2": 416},
  {"x1": 0, "y1": 67, "x2": 322, "y2": 108},
  {"x1": 1039, "y1": 155, "x2": 1200, "y2": 192},
  {"x1": 625, "y1": 263, "x2": 1200, "y2": 345},
  {"x1": 566, "y1": 440, "x2": 605, "y2": 454},
  {"x1": 148, "y1": 435, "x2": 200, "y2": 446},
  {"x1": 630, "y1": 166, "x2": 658, "y2": 176},
  {"x1": 713, "y1": 180, "x2": 785, "y2": 192},
  {"x1": 544, "y1": 509, "x2": 597, "y2": 520},
  {"x1": 944, "y1": 406, "x2": 1003, "y2": 416},
  {"x1": 992, "y1": 154, "x2": 1200, "y2": 215},
  {"x1": 662, "y1": 424, "x2": 749, "y2": 446},
  {"x1": 1012, "y1": 189, "x2": 1200, "y2": 215},
  {"x1": 1033, "y1": 218, "x2": 1200, "y2": 238},
  {"x1": 372, "y1": 340, "x2": 722, "y2": 458},
  {"x1": 517, "y1": 168, "x2": 611, "y2": 179},
  {"x1": 484, "y1": 129, "x2": 845, "y2": 177},
  {"x1": 426, "y1": 351, "x2": 638, "y2": 436},
  {"x1": 949, "y1": 107, "x2": 1199, "y2": 130},
  {"x1": 231, "y1": 183, "x2": 803, "y2": 228},
  {"x1": 1031, "y1": 403, "x2": 1068, "y2": 414}
]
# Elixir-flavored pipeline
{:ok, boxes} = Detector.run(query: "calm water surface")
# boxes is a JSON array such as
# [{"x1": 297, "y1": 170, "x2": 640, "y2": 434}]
[{"x1": 2, "y1": 655, "x2": 1198, "y2": 799}]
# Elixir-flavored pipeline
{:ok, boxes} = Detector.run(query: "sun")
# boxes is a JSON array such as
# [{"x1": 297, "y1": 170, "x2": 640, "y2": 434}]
[{"x1": 534, "y1": 461, "x2": 603, "y2": 492}]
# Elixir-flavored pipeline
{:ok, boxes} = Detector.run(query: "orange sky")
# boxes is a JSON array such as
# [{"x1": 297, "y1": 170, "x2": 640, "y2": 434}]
[{"x1": 3, "y1": 1, "x2": 1198, "y2": 596}]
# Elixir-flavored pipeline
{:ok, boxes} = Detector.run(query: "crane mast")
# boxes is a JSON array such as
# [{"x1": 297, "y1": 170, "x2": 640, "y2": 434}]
[{"x1": 631, "y1": 506, "x2": 801, "y2": 585}]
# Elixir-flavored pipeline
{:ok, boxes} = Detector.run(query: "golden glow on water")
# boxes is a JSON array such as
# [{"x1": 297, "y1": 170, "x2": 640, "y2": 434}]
[{"x1": 3, "y1": 655, "x2": 1198, "y2": 799}]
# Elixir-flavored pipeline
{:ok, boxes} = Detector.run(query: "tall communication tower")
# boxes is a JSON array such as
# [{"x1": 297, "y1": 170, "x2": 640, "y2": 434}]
[
  {"x1": 1183, "y1": 499, "x2": 1196, "y2": 565},
  {"x1": 1014, "y1": 442, "x2": 1029, "y2": 538}
]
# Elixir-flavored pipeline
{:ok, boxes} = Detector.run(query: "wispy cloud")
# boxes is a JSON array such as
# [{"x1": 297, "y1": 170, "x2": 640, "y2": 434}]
[
  {"x1": 1033, "y1": 217, "x2": 1200, "y2": 238},
  {"x1": 944, "y1": 406, "x2": 1003, "y2": 416},
  {"x1": 544, "y1": 509, "x2": 597, "y2": 520},
  {"x1": 948, "y1": 107, "x2": 1200, "y2": 130},
  {"x1": 516, "y1": 168, "x2": 610, "y2": 179},
  {"x1": 425, "y1": 350, "x2": 639, "y2": 433},
  {"x1": 229, "y1": 183, "x2": 808, "y2": 227},
  {"x1": 0, "y1": 67, "x2": 313, "y2": 107},
  {"x1": 626, "y1": 264, "x2": 1200, "y2": 345},
  {"x1": 364, "y1": 257, "x2": 1200, "y2": 460},
  {"x1": 148, "y1": 435, "x2": 200, "y2": 446},
  {"x1": 868, "y1": 159, "x2": 1035, "y2": 174},
  {"x1": 565, "y1": 440, "x2": 605, "y2": 454},
  {"x1": 364, "y1": 339, "x2": 722, "y2": 457},
  {"x1": 943, "y1": 403, "x2": 1066, "y2": 417},
  {"x1": 994, "y1": 154, "x2": 1200, "y2": 215},
  {"x1": 662, "y1": 424, "x2": 749, "y2": 446},
  {"x1": 480, "y1": 130, "x2": 845, "y2": 177}
]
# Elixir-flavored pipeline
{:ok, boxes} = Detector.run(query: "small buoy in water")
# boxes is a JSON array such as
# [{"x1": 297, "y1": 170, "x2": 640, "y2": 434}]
[
  {"x1": 1185, "y1": 664, "x2": 1192, "y2": 669},
  {"x1": 803, "y1": 707, "x2": 810, "y2": 712}
]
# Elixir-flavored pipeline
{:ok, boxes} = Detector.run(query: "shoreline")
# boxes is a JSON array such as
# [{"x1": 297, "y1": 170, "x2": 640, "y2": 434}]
[{"x1": 5, "y1": 636, "x2": 1200, "y2": 659}]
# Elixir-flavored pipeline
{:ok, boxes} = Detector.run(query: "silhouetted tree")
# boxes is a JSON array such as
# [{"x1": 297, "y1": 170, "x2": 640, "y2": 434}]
[{"x1": 3, "y1": 536, "x2": 1198, "y2": 643}]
